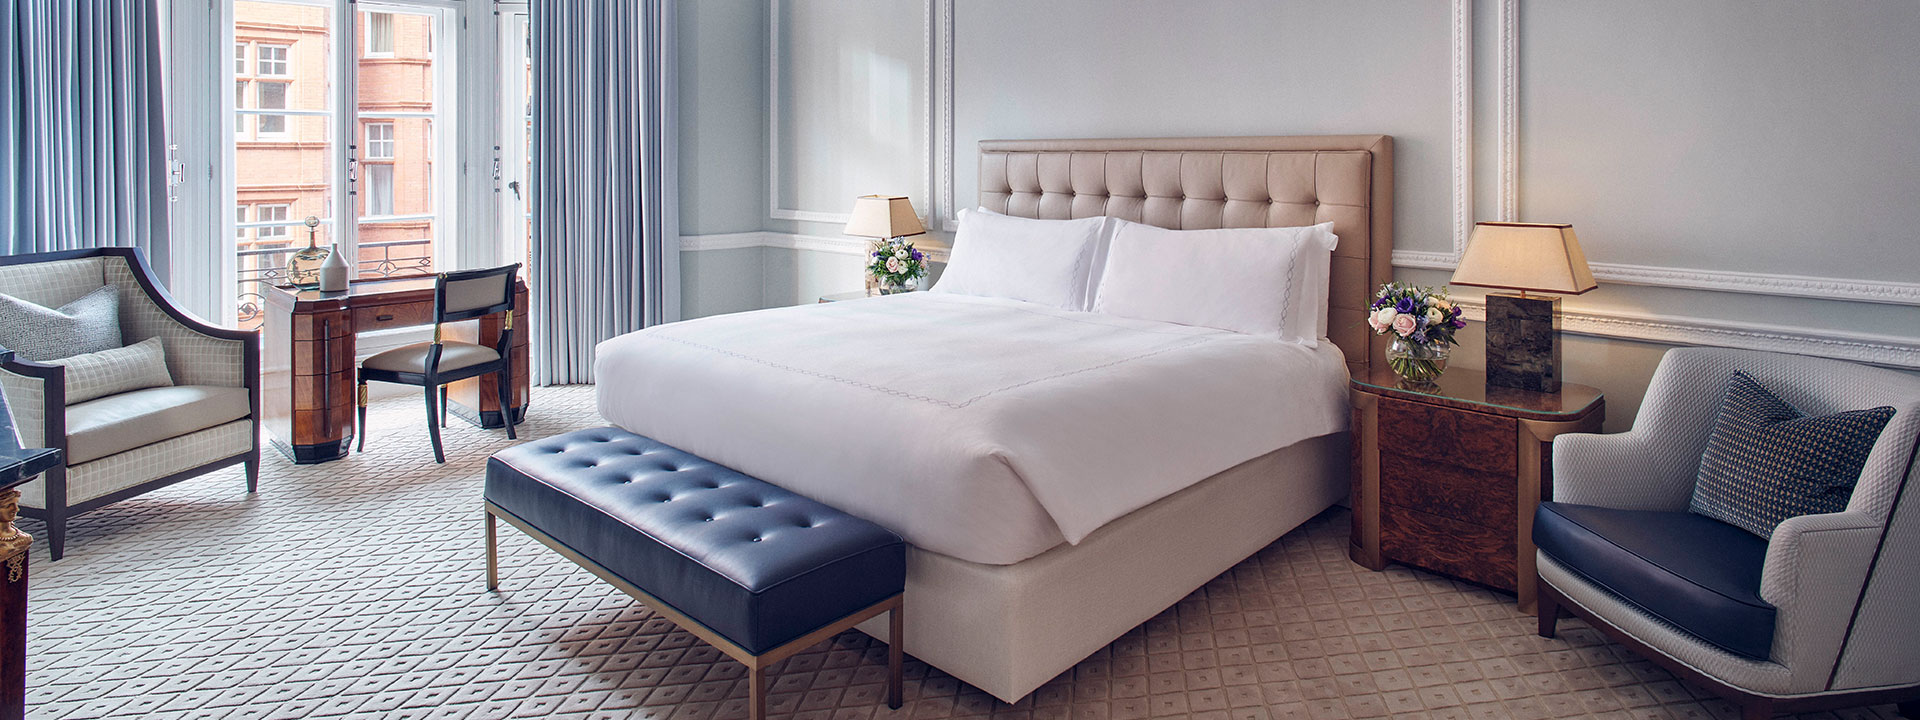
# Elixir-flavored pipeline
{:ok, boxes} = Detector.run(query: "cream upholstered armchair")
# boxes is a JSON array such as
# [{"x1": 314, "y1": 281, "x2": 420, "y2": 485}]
[
  {"x1": 1534, "y1": 348, "x2": 1920, "y2": 720},
  {"x1": 0, "y1": 249, "x2": 259, "y2": 560}
]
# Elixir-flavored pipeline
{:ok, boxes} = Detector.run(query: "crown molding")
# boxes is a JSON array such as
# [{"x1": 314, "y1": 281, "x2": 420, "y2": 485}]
[{"x1": 1454, "y1": 297, "x2": 1920, "y2": 369}]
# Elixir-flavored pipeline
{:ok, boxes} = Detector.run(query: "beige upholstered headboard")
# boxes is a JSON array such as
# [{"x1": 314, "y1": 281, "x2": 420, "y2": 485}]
[{"x1": 978, "y1": 135, "x2": 1394, "y2": 377}]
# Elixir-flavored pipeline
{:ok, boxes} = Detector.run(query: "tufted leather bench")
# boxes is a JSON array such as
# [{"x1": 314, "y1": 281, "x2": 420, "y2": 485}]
[{"x1": 483, "y1": 427, "x2": 905, "y2": 719}]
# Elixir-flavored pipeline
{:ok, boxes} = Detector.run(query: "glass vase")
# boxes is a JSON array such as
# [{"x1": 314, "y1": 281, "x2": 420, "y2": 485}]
[
  {"x1": 878, "y1": 276, "x2": 918, "y2": 295},
  {"x1": 1385, "y1": 338, "x2": 1450, "y2": 385}
]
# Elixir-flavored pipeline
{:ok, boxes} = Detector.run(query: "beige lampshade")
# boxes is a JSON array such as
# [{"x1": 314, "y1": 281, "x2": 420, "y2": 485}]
[
  {"x1": 844, "y1": 195, "x2": 926, "y2": 240},
  {"x1": 1450, "y1": 222, "x2": 1598, "y2": 295}
]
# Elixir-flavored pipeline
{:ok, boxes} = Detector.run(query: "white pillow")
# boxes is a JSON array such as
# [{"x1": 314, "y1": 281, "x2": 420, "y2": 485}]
[
  {"x1": 1092, "y1": 221, "x2": 1339, "y2": 342},
  {"x1": 930, "y1": 209, "x2": 1111, "y2": 311}
]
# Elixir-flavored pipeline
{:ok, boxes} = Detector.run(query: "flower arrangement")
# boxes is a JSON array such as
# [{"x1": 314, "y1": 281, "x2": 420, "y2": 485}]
[
  {"x1": 1367, "y1": 282, "x2": 1466, "y2": 383},
  {"x1": 866, "y1": 237, "x2": 928, "y2": 294}
]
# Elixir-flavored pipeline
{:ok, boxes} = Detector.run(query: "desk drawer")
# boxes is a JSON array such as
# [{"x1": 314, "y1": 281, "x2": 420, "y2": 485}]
[{"x1": 353, "y1": 302, "x2": 434, "y2": 332}]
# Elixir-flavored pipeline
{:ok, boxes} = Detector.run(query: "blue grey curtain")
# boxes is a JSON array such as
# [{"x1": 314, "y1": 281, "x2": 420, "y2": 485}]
[
  {"x1": 0, "y1": 0, "x2": 169, "y2": 276},
  {"x1": 530, "y1": 0, "x2": 677, "y2": 384}
]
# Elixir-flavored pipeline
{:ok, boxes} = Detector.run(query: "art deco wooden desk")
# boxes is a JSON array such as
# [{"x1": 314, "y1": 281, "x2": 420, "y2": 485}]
[
  {"x1": 1348, "y1": 367, "x2": 1604, "y2": 614},
  {"x1": 261, "y1": 276, "x2": 529, "y2": 464}
]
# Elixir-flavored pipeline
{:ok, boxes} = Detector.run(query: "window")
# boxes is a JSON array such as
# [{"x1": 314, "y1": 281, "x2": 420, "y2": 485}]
[
  {"x1": 256, "y1": 204, "x2": 290, "y2": 240},
  {"x1": 235, "y1": 80, "x2": 249, "y2": 134},
  {"x1": 365, "y1": 122, "x2": 394, "y2": 159},
  {"x1": 366, "y1": 13, "x2": 394, "y2": 56},
  {"x1": 256, "y1": 44, "x2": 289, "y2": 76},
  {"x1": 236, "y1": 206, "x2": 249, "y2": 241},
  {"x1": 366, "y1": 164, "x2": 394, "y2": 216},
  {"x1": 256, "y1": 82, "x2": 288, "y2": 135},
  {"x1": 234, "y1": 43, "x2": 247, "y2": 75}
]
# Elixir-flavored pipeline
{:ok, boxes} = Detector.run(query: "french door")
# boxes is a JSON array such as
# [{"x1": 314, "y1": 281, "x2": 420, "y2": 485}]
[{"x1": 228, "y1": 0, "x2": 456, "y2": 328}]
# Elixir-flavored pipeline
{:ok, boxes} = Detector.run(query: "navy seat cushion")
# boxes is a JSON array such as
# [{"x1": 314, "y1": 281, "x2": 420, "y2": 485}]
[
  {"x1": 1534, "y1": 501, "x2": 1776, "y2": 661},
  {"x1": 486, "y1": 427, "x2": 906, "y2": 654},
  {"x1": 1689, "y1": 371, "x2": 1895, "y2": 538}
]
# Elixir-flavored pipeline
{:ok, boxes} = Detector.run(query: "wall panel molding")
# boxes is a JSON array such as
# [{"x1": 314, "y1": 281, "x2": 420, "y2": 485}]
[
  {"x1": 1455, "y1": 298, "x2": 1920, "y2": 369},
  {"x1": 682, "y1": 232, "x2": 950, "y2": 263},
  {"x1": 767, "y1": 0, "x2": 935, "y2": 225}
]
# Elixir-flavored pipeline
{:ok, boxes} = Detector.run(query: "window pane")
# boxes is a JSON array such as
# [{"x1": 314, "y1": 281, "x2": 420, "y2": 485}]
[
  {"x1": 234, "y1": 0, "x2": 334, "y2": 329},
  {"x1": 234, "y1": 43, "x2": 246, "y2": 74},
  {"x1": 356, "y1": 7, "x2": 437, "y2": 280}
]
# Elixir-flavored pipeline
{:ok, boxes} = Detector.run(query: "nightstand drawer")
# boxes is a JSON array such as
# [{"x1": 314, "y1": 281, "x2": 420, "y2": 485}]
[
  {"x1": 1377, "y1": 396, "x2": 1517, "y2": 474},
  {"x1": 1380, "y1": 504, "x2": 1517, "y2": 591},
  {"x1": 1379, "y1": 451, "x2": 1518, "y2": 533}
]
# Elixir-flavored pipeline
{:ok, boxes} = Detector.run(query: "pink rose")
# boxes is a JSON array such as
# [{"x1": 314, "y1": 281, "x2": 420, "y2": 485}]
[
  {"x1": 1391, "y1": 314, "x2": 1417, "y2": 337},
  {"x1": 1367, "y1": 315, "x2": 1386, "y2": 333}
]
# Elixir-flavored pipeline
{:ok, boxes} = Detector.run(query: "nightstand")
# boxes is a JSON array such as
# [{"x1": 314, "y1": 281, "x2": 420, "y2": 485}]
[{"x1": 1348, "y1": 367, "x2": 1603, "y2": 613}]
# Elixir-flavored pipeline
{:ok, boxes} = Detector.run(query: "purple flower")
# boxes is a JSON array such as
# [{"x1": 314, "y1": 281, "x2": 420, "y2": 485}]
[
  {"x1": 1450, "y1": 318, "x2": 1467, "y2": 329},
  {"x1": 872, "y1": 251, "x2": 882, "y2": 258},
  {"x1": 911, "y1": 250, "x2": 924, "y2": 260},
  {"x1": 1395, "y1": 297, "x2": 1415, "y2": 313},
  {"x1": 1411, "y1": 331, "x2": 1428, "y2": 344},
  {"x1": 1451, "y1": 305, "x2": 1463, "y2": 316}
]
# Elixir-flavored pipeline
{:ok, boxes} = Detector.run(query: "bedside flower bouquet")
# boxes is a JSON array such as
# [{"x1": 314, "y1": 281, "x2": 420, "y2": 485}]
[
  {"x1": 866, "y1": 237, "x2": 928, "y2": 295},
  {"x1": 1368, "y1": 282, "x2": 1467, "y2": 384}
]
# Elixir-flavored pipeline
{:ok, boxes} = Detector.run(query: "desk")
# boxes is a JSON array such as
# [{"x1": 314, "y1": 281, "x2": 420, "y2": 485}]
[
  {"x1": 0, "y1": 348, "x2": 62, "y2": 720},
  {"x1": 262, "y1": 276, "x2": 529, "y2": 464}
]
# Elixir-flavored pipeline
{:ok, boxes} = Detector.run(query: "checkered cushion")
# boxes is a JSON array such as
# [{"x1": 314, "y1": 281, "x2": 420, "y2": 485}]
[
  {"x1": 1689, "y1": 371, "x2": 1895, "y2": 538},
  {"x1": 46, "y1": 336, "x2": 174, "y2": 404}
]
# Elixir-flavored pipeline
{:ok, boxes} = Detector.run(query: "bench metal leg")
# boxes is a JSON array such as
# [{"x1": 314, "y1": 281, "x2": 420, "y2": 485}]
[
  {"x1": 485, "y1": 509, "x2": 499, "y2": 591},
  {"x1": 748, "y1": 661, "x2": 766, "y2": 720},
  {"x1": 888, "y1": 600, "x2": 904, "y2": 709}
]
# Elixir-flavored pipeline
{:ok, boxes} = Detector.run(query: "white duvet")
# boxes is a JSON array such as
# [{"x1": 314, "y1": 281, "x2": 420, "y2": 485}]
[{"x1": 594, "y1": 292, "x2": 1349, "y2": 565}]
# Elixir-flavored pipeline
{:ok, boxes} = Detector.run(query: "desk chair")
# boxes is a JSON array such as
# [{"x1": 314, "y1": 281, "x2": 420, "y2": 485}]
[{"x1": 356, "y1": 265, "x2": 520, "y2": 463}]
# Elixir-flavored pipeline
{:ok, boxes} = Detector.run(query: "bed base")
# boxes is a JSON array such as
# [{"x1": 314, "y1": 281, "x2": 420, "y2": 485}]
[{"x1": 855, "y1": 432, "x2": 1348, "y2": 703}]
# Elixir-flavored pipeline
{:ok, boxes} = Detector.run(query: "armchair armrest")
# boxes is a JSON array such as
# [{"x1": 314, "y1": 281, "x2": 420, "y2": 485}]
[
  {"x1": 107, "y1": 252, "x2": 260, "y2": 393},
  {"x1": 0, "y1": 356, "x2": 65, "y2": 453},
  {"x1": 1757, "y1": 511, "x2": 1882, "y2": 677},
  {"x1": 1551, "y1": 430, "x2": 1700, "y2": 511}
]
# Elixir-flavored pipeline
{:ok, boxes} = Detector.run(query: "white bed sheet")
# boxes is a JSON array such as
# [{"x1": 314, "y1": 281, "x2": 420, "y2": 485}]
[{"x1": 593, "y1": 292, "x2": 1349, "y2": 565}]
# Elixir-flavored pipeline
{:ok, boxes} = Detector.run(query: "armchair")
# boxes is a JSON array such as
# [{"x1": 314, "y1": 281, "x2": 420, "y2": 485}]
[
  {"x1": 1535, "y1": 347, "x2": 1920, "y2": 719},
  {"x1": 0, "y1": 249, "x2": 260, "y2": 560}
]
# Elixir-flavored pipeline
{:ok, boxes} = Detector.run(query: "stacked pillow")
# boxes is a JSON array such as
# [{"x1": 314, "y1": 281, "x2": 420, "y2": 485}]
[
  {"x1": 931, "y1": 207, "x2": 1340, "y2": 344},
  {"x1": 0, "y1": 285, "x2": 175, "y2": 403}
]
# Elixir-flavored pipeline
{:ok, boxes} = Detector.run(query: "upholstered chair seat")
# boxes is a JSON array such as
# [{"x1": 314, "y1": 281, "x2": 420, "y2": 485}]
[
  {"x1": 363, "y1": 342, "x2": 500, "y2": 375},
  {"x1": 1535, "y1": 347, "x2": 1920, "y2": 720},
  {"x1": 63, "y1": 386, "x2": 252, "y2": 465}
]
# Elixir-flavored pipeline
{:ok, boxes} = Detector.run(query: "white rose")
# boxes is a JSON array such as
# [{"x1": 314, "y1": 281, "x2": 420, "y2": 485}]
[
  {"x1": 1372, "y1": 308, "x2": 1398, "y2": 328},
  {"x1": 1425, "y1": 308, "x2": 1444, "y2": 325},
  {"x1": 885, "y1": 257, "x2": 903, "y2": 274}
]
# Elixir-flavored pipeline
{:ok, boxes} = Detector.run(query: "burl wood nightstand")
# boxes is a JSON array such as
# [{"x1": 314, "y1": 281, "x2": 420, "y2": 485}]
[{"x1": 1348, "y1": 367, "x2": 1604, "y2": 614}]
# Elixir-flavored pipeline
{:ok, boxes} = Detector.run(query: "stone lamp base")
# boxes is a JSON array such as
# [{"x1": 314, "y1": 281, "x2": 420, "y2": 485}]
[{"x1": 1485, "y1": 292, "x2": 1563, "y2": 393}]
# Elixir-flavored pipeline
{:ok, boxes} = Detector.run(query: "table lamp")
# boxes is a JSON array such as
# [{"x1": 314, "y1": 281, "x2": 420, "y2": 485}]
[
  {"x1": 1449, "y1": 222, "x2": 1597, "y2": 393},
  {"x1": 844, "y1": 195, "x2": 925, "y2": 242}
]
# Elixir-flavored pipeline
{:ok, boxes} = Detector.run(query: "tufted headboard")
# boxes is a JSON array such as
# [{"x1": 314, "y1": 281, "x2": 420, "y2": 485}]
[{"x1": 977, "y1": 136, "x2": 1394, "y2": 377}]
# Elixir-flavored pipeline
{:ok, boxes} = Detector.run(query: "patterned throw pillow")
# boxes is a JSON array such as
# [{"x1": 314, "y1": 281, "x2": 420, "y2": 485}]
[
  {"x1": 46, "y1": 336, "x2": 174, "y2": 404},
  {"x1": 0, "y1": 285, "x2": 122, "y2": 362},
  {"x1": 1689, "y1": 371, "x2": 1896, "y2": 538}
]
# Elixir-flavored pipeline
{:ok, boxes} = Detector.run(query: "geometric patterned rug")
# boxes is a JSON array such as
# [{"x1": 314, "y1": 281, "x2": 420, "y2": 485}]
[{"x1": 15, "y1": 386, "x2": 1905, "y2": 719}]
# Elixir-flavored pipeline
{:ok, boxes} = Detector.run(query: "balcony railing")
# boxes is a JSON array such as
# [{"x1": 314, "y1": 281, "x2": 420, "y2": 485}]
[{"x1": 236, "y1": 238, "x2": 434, "y2": 328}]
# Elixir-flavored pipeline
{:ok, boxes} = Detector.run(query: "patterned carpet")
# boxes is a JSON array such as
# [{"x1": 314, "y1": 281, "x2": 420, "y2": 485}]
[{"x1": 16, "y1": 385, "x2": 1907, "y2": 720}]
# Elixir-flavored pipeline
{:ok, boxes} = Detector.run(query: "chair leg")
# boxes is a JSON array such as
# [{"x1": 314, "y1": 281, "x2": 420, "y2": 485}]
[
  {"x1": 888, "y1": 600, "x2": 904, "y2": 710},
  {"x1": 496, "y1": 368, "x2": 517, "y2": 440},
  {"x1": 245, "y1": 451, "x2": 260, "y2": 493},
  {"x1": 356, "y1": 379, "x2": 369, "y2": 453},
  {"x1": 425, "y1": 386, "x2": 445, "y2": 464},
  {"x1": 46, "y1": 514, "x2": 66, "y2": 562},
  {"x1": 484, "y1": 509, "x2": 499, "y2": 591},
  {"x1": 439, "y1": 386, "x2": 448, "y2": 428},
  {"x1": 1536, "y1": 575, "x2": 1561, "y2": 639}
]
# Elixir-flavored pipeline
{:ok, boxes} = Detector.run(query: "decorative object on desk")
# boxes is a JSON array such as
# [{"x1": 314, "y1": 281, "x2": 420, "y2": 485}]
[
  {"x1": 1367, "y1": 282, "x2": 1465, "y2": 385},
  {"x1": 318, "y1": 239, "x2": 350, "y2": 292},
  {"x1": 286, "y1": 215, "x2": 330, "y2": 290},
  {"x1": 844, "y1": 195, "x2": 927, "y2": 296},
  {"x1": 1449, "y1": 221, "x2": 1597, "y2": 393}
]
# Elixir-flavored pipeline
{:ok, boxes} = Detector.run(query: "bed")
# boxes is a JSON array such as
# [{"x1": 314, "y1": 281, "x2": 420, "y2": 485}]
[{"x1": 595, "y1": 136, "x2": 1395, "y2": 702}]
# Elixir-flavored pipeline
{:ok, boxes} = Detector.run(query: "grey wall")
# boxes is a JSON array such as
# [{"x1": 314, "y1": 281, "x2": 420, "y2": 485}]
[
  {"x1": 677, "y1": 0, "x2": 769, "y2": 317},
  {"x1": 681, "y1": 0, "x2": 1920, "y2": 428}
]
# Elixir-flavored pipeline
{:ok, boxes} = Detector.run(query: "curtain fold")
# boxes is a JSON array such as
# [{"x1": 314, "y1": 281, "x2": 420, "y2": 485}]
[
  {"x1": 0, "y1": 0, "x2": 170, "y2": 276},
  {"x1": 530, "y1": 0, "x2": 678, "y2": 385}
]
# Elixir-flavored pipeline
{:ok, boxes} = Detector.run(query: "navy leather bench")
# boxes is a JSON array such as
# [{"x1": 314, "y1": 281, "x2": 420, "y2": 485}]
[{"x1": 483, "y1": 427, "x2": 906, "y2": 719}]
